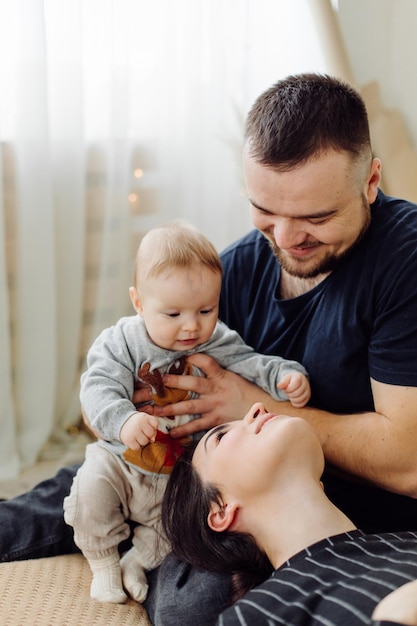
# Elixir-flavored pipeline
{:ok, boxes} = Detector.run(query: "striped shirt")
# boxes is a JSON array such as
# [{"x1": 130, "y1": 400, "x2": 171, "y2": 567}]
[{"x1": 217, "y1": 530, "x2": 417, "y2": 626}]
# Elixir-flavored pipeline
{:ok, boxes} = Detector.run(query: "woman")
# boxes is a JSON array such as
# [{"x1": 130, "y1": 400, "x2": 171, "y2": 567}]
[{"x1": 162, "y1": 403, "x2": 417, "y2": 626}]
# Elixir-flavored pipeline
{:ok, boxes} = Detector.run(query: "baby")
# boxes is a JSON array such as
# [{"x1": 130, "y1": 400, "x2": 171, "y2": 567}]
[{"x1": 64, "y1": 221, "x2": 310, "y2": 604}]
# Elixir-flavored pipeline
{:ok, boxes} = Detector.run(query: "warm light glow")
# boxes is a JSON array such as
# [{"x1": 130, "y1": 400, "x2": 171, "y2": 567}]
[
  {"x1": 134, "y1": 168, "x2": 144, "y2": 178},
  {"x1": 128, "y1": 193, "x2": 138, "y2": 202}
]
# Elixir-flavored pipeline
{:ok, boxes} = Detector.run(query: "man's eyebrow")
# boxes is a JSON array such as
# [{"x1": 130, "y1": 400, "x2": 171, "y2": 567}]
[
  {"x1": 204, "y1": 424, "x2": 225, "y2": 452},
  {"x1": 249, "y1": 198, "x2": 337, "y2": 220}
]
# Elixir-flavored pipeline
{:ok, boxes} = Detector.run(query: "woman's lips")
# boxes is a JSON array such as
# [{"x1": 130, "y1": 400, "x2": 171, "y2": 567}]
[{"x1": 255, "y1": 413, "x2": 279, "y2": 434}]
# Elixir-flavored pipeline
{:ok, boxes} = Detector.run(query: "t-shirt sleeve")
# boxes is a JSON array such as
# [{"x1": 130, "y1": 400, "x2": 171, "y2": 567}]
[{"x1": 368, "y1": 234, "x2": 417, "y2": 386}]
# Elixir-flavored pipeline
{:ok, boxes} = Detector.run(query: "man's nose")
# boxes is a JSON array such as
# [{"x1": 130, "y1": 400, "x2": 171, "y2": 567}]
[{"x1": 273, "y1": 218, "x2": 305, "y2": 249}]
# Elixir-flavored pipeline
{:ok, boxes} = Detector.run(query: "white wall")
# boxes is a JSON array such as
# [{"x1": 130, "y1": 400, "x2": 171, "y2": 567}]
[{"x1": 337, "y1": 0, "x2": 417, "y2": 154}]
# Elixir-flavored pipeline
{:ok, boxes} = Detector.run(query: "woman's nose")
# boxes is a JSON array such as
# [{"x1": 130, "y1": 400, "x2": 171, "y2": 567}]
[{"x1": 244, "y1": 402, "x2": 268, "y2": 423}]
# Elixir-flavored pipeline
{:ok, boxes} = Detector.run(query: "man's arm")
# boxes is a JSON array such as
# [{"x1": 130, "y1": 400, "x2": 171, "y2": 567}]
[
  {"x1": 303, "y1": 378, "x2": 417, "y2": 498},
  {"x1": 152, "y1": 354, "x2": 417, "y2": 498}
]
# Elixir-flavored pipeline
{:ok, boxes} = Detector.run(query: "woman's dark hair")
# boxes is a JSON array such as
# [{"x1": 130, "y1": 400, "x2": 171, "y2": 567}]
[
  {"x1": 245, "y1": 73, "x2": 371, "y2": 169},
  {"x1": 162, "y1": 442, "x2": 273, "y2": 601}
]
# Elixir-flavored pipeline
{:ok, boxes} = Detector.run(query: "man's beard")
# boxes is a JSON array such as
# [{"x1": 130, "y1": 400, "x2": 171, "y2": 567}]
[{"x1": 267, "y1": 194, "x2": 372, "y2": 279}]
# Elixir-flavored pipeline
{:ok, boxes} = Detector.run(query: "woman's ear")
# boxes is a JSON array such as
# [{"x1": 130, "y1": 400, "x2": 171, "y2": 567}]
[
  {"x1": 207, "y1": 502, "x2": 238, "y2": 533},
  {"x1": 129, "y1": 286, "x2": 143, "y2": 315}
]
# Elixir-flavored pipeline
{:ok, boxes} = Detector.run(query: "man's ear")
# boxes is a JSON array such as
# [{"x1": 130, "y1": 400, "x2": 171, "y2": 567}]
[
  {"x1": 365, "y1": 157, "x2": 382, "y2": 204},
  {"x1": 129, "y1": 286, "x2": 143, "y2": 315},
  {"x1": 207, "y1": 502, "x2": 238, "y2": 533}
]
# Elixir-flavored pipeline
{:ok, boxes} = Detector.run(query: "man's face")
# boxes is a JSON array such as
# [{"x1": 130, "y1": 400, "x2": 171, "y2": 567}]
[{"x1": 243, "y1": 149, "x2": 381, "y2": 279}]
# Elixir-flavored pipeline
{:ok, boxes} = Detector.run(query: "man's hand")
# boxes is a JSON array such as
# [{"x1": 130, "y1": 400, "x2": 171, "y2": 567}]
[
  {"x1": 120, "y1": 412, "x2": 159, "y2": 449},
  {"x1": 146, "y1": 353, "x2": 272, "y2": 439}
]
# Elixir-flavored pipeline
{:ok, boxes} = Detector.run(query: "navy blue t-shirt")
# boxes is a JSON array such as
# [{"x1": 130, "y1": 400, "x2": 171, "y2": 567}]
[{"x1": 219, "y1": 190, "x2": 417, "y2": 532}]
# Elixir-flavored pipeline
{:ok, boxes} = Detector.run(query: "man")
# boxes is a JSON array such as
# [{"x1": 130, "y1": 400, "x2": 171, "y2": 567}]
[
  {"x1": 1, "y1": 74, "x2": 417, "y2": 626},
  {"x1": 145, "y1": 73, "x2": 417, "y2": 624}
]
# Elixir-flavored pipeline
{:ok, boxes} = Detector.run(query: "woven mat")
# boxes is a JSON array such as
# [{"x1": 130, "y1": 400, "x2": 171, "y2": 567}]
[{"x1": 0, "y1": 554, "x2": 152, "y2": 625}]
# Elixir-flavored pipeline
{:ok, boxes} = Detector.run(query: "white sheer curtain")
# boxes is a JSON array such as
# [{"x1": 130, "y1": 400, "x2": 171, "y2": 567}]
[{"x1": 0, "y1": 0, "x2": 333, "y2": 479}]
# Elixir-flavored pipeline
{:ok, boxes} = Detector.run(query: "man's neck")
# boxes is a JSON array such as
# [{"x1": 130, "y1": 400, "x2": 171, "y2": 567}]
[{"x1": 279, "y1": 268, "x2": 329, "y2": 299}]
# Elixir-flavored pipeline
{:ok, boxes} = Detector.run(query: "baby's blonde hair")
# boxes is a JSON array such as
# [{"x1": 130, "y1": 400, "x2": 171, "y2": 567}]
[{"x1": 134, "y1": 221, "x2": 222, "y2": 288}]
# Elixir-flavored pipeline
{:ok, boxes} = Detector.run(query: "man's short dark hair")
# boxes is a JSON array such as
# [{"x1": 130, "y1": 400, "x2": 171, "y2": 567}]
[{"x1": 245, "y1": 73, "x2": 371, "y2": 169}]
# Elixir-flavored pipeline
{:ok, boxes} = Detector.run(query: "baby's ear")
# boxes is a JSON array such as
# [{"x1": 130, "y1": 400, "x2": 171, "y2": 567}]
[
  {"x1": 129, "y1": 286, "x2": 143, "y2": 314},
  {"x1": 207, "y1": 502, "x2": 238, "y2": 533}
]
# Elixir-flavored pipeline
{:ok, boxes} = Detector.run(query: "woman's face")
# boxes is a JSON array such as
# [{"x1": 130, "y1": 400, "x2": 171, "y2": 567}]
[{"x1": 193, "y1": 403, "x2": 324, "y2": 504}]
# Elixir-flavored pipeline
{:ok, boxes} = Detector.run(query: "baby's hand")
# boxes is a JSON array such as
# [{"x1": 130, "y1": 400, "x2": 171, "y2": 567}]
[
  {"x1": 120, "y1": 412, "x2": 159, "y2": 449},
  {"x1": 277, "y1": 372, "x2": 311, "y2": 408}
]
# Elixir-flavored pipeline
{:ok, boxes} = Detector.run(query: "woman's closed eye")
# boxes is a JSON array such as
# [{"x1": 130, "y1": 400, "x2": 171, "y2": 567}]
[
  {"x1": 203, "y1": 424, "x2": 232, "y2": 452},
  {"x1": 215, "y1": 429, "x2": 227, "y2": 443}
]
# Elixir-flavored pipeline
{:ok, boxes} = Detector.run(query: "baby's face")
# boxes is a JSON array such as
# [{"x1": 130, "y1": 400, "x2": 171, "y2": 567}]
[{"x1": 137, "y1": 266, "x2": 221, "y2": 351}]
